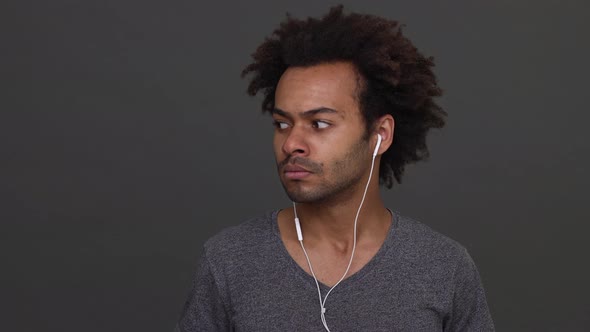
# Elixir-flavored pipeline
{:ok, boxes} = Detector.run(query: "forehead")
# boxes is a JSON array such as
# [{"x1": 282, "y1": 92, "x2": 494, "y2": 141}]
[{"x1": 274, "y1": 61, "x2": 361, "y2": 116}]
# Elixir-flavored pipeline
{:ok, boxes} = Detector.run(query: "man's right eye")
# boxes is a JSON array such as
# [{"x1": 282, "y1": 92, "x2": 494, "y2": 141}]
[{"x1": 273, "y1": 120, "x2": 289, "y2": 130}]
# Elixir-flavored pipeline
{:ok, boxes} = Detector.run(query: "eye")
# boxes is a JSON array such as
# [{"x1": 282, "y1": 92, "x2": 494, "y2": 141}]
[
  {"x1": 312, "y1": 120, "x2": 330, "y2": 129},
  {"x1": 273, "y1": 120, "x2": 290, "y2": 130}
]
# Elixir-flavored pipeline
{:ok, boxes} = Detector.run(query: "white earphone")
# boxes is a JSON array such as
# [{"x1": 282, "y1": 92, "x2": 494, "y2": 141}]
[
  {"x1": 373, "y1": 133, "x2": 382, "y2": 157},
  {"x1": 293, "y1": 134, "x2": 382, "y2": 331}
]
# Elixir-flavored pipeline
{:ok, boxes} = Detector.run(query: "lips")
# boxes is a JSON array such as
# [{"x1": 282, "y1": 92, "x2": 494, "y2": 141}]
[
  {"x1": 284, "y1": 165, "x2": 309, "y2": 172},
  {"x1": 283, "y1": 165, "x2": 312, "y2": 180}
]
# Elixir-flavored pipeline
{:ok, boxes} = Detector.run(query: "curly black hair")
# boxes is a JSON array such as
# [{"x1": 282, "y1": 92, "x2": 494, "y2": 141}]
[{"x1": 241, "y1": 5, "x2": 446, "y2": 188}]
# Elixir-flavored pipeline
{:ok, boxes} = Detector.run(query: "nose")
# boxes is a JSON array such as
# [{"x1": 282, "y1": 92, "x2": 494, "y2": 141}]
[{"x1": 280, "y1": 125, "x2": 309, "y2": 157}]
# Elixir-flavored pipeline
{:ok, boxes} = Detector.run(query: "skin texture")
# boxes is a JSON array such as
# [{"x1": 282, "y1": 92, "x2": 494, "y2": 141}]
[
  {"x1": 273, "y1": 63, "x2": 370, "y2": 205},
  {"x1": 273, "y1": 61, "x2": 395, "y2": 286}
]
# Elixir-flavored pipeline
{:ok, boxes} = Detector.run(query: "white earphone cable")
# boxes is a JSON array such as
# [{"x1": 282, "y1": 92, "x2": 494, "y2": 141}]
[{"x1": 293, "y1": 146, "x2": 378, "y2": 332}]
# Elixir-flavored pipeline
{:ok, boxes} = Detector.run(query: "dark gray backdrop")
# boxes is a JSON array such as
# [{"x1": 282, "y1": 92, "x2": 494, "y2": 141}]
[{"x1": 2, "y1": 0, "x2": 589, "y2": 331}]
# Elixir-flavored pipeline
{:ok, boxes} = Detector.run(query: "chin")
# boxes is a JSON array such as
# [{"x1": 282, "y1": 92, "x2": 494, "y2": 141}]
[
  {"x1": 284, "y1": 185, "x2": 334, "y2": 204},
  {"x1": 283, "y1": 183, "x2": 314, "y2": 203}
]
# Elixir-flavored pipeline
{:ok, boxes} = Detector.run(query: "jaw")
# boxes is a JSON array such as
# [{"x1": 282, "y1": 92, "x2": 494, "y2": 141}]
[{"x1": 280, "y1": 174, "x2": 364, "y2": 207}]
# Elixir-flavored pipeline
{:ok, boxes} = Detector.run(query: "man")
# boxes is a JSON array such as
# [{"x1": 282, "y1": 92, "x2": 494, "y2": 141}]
[{"x1": 176, "y1": 6, "x2": 494, "y2": 331}]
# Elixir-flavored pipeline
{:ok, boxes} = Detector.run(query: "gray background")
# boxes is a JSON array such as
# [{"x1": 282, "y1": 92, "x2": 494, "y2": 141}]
[{"x1": 2, "y1": 0, "x2": 589, "y2": 331}]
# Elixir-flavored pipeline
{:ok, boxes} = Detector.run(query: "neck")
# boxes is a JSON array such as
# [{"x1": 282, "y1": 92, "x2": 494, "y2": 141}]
[{"x1": 292, "y1": 184, "x2": 389, "y2": 250}]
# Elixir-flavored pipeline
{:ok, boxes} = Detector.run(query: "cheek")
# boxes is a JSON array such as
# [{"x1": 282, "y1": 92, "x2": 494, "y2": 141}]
[
  {"x1": 329, "y1": 154, "x2": 353, "y2": 174},
  {"x1": 273, "y1": 135, "x2": 284, "y2": 157},
  {"x1": 331, "y1": 140, "x2": 369, "y2": 170}
]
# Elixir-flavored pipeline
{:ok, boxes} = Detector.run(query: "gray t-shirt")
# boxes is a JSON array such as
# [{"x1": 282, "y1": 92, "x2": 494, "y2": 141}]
[{"x1": 176, "y1": 210, "x2": 494, "y2": 331}]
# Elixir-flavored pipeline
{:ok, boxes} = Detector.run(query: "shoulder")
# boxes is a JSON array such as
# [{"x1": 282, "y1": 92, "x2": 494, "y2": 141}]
[
  {"x1": 202, "y1": 210, "x2": 278, "y2": 260},
  {"x1": 389, "y1": 212, "x2": 487, "y2": 298},
  {"x1": 391, "y1": 211, "x2": 470, "y2": 265}
]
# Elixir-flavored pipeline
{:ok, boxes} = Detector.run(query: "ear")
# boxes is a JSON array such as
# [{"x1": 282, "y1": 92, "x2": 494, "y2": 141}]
[{"x1": 373, "y1": 114, "x2": 394, "y2": 156}]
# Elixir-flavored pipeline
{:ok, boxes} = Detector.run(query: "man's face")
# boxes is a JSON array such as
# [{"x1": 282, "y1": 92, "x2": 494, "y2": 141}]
[{"x1": 272, "y1": 61, "x2": 372, "y2": 204}]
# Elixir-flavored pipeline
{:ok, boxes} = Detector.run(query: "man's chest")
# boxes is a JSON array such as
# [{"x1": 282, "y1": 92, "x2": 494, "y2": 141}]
[
  {"x1": 281, "y1": 230, "x2": 387, "y2": 287},
  {"x1": 226, "y1": 269, "x2": 450, "y2": 332}
]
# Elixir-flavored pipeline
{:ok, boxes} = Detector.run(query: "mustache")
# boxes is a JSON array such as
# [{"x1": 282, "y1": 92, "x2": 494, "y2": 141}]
[{"x1": 277, "y1": 156, "x2": 323, "y2": 173}]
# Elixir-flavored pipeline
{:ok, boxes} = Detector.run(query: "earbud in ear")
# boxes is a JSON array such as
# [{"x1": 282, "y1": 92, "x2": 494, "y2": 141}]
[{"x1": 372, "y1": 134, "x2": 382, "y2": 157}]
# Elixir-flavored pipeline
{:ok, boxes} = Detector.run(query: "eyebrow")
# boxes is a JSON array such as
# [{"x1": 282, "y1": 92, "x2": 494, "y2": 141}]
[{"x1": 272, "y1": 107, "x2": 342, "y2": 119}]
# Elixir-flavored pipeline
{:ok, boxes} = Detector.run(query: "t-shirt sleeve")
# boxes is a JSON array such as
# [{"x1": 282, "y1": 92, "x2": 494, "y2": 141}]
[
  {"x1": 444, "y1": 248, "x2": 495, "y2": 332},
  {"x1": 175, "y1": 249, "x2": 231, "y2": 332}
]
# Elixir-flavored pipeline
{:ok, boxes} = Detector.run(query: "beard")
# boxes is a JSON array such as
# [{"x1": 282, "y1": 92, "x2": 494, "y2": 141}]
[{"x1": 277, "y1": 136, "x2": 371, "y2": 204}]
